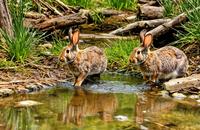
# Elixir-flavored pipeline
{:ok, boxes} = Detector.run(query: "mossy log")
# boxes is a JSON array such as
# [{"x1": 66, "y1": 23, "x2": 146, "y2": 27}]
[{"x1": 163, "y1": 74, "x2": 200, "y2": 92}]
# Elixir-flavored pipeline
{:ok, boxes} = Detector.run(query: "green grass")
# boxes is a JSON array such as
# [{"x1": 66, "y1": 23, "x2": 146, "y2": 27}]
[
  {"x1": 50, "y1": 38, "x2": 67, "y2": 55},
  {"x1": 178, "y1": 0, "x2": 200, "y2": 44},
  {"x1": 160, "y1": 0, "x2": 200, "y2": 45},
  {"x1": 90, "y1": 10, "x2": 105, "y2": 24},
  {"x1": 105, "y1": 39, "x2": 139, "y2": 70},
  {"x1": 66, "y1": 0, "x2": 94, "y2": 9},
  {"x1": 0, "y1": 0, "x2": 44, "y2": 63},
  {"x1": 159, "y1": 0, "x2": 178, "y2": 17},
  {"x1": 104, "y1": 0, "x2": 137, "y2": 10}
]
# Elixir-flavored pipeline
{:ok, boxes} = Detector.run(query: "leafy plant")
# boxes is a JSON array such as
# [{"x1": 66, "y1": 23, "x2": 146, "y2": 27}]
[
  {"x1": 104, "y1": 0, "x2": 137, "y2": 10},
  {"x1": 0, "y1": 0, "x2": 43, "y2": 63},
  {"x1": 105, "y1": 39, "x2": 139, "y2": 69}
]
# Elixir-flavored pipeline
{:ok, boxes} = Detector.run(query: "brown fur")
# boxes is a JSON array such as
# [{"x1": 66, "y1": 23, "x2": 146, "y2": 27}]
[
  {"x1": 59, "y1": 28, "x2": 107, "y2": 86},
  {"x1": 129, "y1": 31, "x2": 188, "y2": 82}
]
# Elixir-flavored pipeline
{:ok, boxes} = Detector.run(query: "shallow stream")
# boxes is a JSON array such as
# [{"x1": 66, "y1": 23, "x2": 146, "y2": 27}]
[{"x1": 0, "y1": 73, "x2": 200, "y2": 130}]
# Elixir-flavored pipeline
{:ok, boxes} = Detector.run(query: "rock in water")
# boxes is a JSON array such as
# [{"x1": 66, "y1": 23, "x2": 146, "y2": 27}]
[
  {"x1": 114, "y1": 115, "x2": 128, "y2": 121},
  {"x1": 15, "y1": 100, "x2": 43, "y2": 107},
  {"x1": 172, "y1": 93, "x2": 186, "y2": 100}
]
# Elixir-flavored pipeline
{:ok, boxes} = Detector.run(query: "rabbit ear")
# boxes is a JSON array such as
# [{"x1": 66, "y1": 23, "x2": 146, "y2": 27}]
[
  {"x1": 140, "y1": 29, "x2": 147, "y2": 43},
  {"x1": 68, "y1": 28, "x2": 73, "y2": 44},
  {"x1": 71, "y1": 29, "x2": 80, "y2": 45},
  {"x1": 143, "y1": 33, "x2": 153, "y2": 48}
]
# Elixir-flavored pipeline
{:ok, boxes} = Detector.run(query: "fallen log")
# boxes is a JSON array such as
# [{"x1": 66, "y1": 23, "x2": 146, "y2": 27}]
[
  {"x1": 80, "y1": 33, "x2": 135, "y2": 40},
  {"x1": 163, "y1": 74, "x2": 200, "y2": 92},
  {"x1": 109, "y1": 18, "x2": 171, "y2": 35},
  {"x1": 146, "y1": 6, "x2": 200, "y2": 38},
  {"x1": 33, "y1": 12, "x2": 88, "y2": 31},
  {"x1": 138, "y1": 5, "x2": 164, "y2": 19}
]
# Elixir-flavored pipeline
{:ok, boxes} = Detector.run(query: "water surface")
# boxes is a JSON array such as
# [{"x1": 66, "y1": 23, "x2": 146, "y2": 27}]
[{"x1": 0, "y1": 73, "x2": 200, "y2": 130}]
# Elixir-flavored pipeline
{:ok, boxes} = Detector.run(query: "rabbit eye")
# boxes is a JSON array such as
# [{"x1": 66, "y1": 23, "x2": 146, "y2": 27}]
[
  {"x1": 137, "y1": 51, "x2": 140, "y2": 54},
  {"x1": 66, "y1": 50, "x2": 70, "y2": 53}
]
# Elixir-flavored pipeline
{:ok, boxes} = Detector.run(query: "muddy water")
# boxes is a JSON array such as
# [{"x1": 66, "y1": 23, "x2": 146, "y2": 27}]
[{"x1": 0, "y1": 73, "x2": 200, "y2": 130}]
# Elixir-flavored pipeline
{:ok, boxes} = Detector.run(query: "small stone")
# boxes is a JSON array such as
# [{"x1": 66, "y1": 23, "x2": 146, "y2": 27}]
[
  {"x1": 25, "y1": 84, "x2": 39, "y2": 92},
  {"x1": 172, "y1": 93, "x2": 186, "y2": 100},
  {"x1": 15, "y1": 100, "x2": 43, "y2": 107},
  {"x1": 114, "y1": 115, "x2": 128, "y2": 121},
  {"x1": 196, "y1": 99, "x2": 200, "y2": 103},
  {"x1": 0, "y1": 88, "x2": 14, "y2": 97},
  {"x1": 189, "y1": 95, "x2": 199, "y2": 99},
  {"x1": 126, "y1": 15, "x2": 137, "y2": 21}
]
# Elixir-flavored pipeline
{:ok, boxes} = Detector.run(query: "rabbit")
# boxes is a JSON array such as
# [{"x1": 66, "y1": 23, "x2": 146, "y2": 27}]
[
  {"x1": 59, "y1": 28, "x2": 107, "y2": 87},
  {"x1": 129, "y1": 30, "x2": 188, "y2": 82}
]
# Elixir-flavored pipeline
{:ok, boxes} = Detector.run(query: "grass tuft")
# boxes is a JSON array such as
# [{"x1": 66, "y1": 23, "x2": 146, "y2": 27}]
[
  {"x1": 178, "y1": 0, "x2": 200, "y2": 45},
  {"x1": 105, "y1": 39, "x2": 139, "y2": 70},
  {"x1": 0, "y1": 0, "x2": 44, "y2": 63},
  {"x1": 50, "y1": 38, "x2": 67, "y2": 55}
]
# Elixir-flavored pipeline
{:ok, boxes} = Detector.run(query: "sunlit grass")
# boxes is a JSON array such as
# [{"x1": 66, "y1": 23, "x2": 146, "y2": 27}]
[
  {"x1": 104, "y1": 0, "x2": 137, "y2": 10},
  {"x1": 66, "y1": 0, "x2": 94, "y2": 9},
  {"x1": 50, "y1": 38, "x2": 67, "y2": 55},
  {"x1": 105, "y1": 39, "x2": 139, "y2": 70}
]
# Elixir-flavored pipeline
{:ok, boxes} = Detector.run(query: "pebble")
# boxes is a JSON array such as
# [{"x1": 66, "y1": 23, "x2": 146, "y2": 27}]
[
  {"x1": 189, "y1": 95, "x2": 199, "y2": 99},
  {"x1": 15, "y1": 100, "x2": 43, "y2": 107},
  {"x1": 196, "y1": 99, "x2": 200, "y2": 103},
  {"x1": 25, "y1": 84, "x2": 39, "y2": 92},
  {"x1": 0, "y1": 88, "x2": 14, "y2": 97},
  {"x1": 114, "y1": 115, "x2": 128, "y2": 121},
  {"x1": 172, "y1": 93, "x2": 186, "y2": 100}
]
